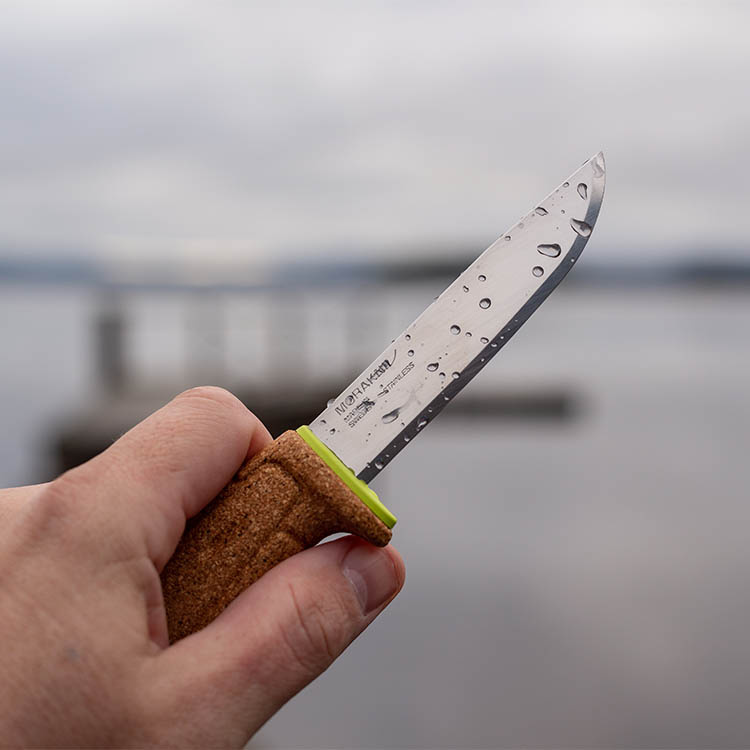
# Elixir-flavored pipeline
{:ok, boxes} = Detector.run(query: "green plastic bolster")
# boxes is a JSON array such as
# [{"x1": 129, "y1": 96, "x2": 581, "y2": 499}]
[{"x1": 296, "y1": 425, "x2": 397, "y2": 529}]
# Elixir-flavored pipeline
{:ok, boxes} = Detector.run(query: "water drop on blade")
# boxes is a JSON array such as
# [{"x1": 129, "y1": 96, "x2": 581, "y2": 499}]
[
  {"x1": 382, "y1": 408, "x2": 400, "y2": 424},
  {"x1": 450, "y1": 324, "x2": 461, "y2": 335},
  {"x1": 537, "y1": 243, "x2": 562, "y2": 258},
  {"x1": 427, "y1": 362, "x2": 438, "y2": 372},
  {"x1": 577, "y1": 182, "x2": 588, "y2": 199},
  {"x1": 480, "y1": 336, "x2": 489, "y2": 344},
  {"x1": 535, "y1": 206, "x2": 548, "y2": 216},
  {"x1": 592, "y1": 153, "x2": 605, "y2": 178},
  {"x1": 478, "y1": 274, "x2": 486, "y2": 282},
  {"x1": 532, "y1": 266, "x2": 544, "y2": 277},
  {"x1": 462, "y1": 285, "x2": 469, "y2": 292},
  {"x1": 570, "y1": 218, "x2": 592, "y2": 237},
  {"x1": 479, "y1": 298, "x2": 491, "y2": 309},
  {"x1": 408, "y1": 349, "x2": 414, "y2": 357}
]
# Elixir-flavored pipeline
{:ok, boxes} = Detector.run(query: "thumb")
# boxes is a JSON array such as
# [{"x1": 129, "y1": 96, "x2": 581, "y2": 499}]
[{"x1": 149, "y1": 537, "x2": 405, "y2": 747}]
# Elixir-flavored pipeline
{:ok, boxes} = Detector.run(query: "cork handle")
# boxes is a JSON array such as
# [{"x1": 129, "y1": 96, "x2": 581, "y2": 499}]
[{"x1": 160, "y1": 430, "x2": 392, "y2": 642}]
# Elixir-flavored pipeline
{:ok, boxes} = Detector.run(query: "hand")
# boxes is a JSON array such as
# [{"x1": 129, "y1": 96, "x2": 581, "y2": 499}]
[{"x1": 0, "y1": 387, "x2": 405, "y2": 747}]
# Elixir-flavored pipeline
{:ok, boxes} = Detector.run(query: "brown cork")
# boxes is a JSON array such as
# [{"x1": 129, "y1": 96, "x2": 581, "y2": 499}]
[{"x1": 160, "y1": 430, "x2": 392, "y2": 642}]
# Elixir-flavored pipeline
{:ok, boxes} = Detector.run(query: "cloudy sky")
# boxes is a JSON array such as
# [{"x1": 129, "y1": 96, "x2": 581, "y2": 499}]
[{"x1": 1, "y1": 1, "x2": 749, "y2": 270}]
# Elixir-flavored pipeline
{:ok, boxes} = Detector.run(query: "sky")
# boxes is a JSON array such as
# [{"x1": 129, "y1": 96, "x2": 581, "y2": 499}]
[{"x1": 1, "y1": 1, "x2": 749, "y2": 272}]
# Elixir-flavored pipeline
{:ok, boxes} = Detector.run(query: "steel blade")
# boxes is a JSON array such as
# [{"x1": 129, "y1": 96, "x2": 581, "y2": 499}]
[{"x1": 311, "y1": 152, "x2": 605, "y2": 482}]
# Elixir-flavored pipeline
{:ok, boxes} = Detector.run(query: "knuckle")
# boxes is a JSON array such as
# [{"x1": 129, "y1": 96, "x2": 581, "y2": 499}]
[
  {"x1": 278, "y1": 581, "x2": 356, "y2": 679},
  {"x1": 17, "y1": 471, "x2": 88, "y2": 547},
  {"x1": 36, "y1": 468, "x2": 88, "y2": 518}
]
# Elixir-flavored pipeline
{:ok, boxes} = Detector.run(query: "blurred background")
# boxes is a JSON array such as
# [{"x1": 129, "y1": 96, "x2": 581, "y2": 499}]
[{"x1": 1, "y1": 1, "x2": 749, "y2": 747}]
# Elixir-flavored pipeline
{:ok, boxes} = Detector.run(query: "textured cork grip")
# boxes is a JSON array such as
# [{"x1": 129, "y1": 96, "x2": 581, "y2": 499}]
[{"x1": 160, "y1": 430, "x2": 392, "y2": 642}]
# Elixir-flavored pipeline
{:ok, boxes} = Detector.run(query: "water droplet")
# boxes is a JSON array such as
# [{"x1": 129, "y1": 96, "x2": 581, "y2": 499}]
[
  {"x1": 504, "y1": 235, "x2": 511, "y2": 241},
  {"x1": 345, "y1": 395, "x2": 355, "y2": 405},
  {"x1": 480, "y1": 336, "x2": 489, "y2": 344},
  {"x1": 577, "y1": 182, "x2": 588, "y2": 199},
  {"x1": 563, "y1": 181, "x2": 569, "y2": 187},
  {"x1": 479, "y1": 298, "x2": 491, "y2": 309},
  {"x1": 320, "y1": 419, "x2": 326, "y2": 425},
  {"x1": 532, "y1": 266, "x2": 544, "y2": 277},
  {"x1": 329, "y1": 428, "x2": 336, "y2": 434},
  {"x1": 592, "y1": 153, "x2": 605, "y2": 178},
  {"x1": 570, "y1": 218, "x2": 592, "y2": 237},
  {"x1": 462, "y1": 284, "x2": 469, "y2": 292},
  {"x1": 405, "y1": 333, "x2": 411, "y2": 341},
  {"x1": 408, "y1": 349, "x2": 414, "y2": 357},
  {"x1": 417, "y1": 417, "x2": 428, "y2": 429},
  {"x1": 327, "y1": 398, "x2": 336, "y2": 407},
  {"x1": 451, "y1": 371, "x2": 460, "y2": 380},
  {"x1": 465, "y1": 331, "x2": 472, "y2": 338},
  {"x1": 535, "y1": 206, "x2": 548, "y2": 216},
  {"x1": 375, "y1": 459, "x2": 384, "y2": 470},
  {"x1": 560, "y1": 209, "x2": 566, "y2": 214},
  {"x1": 404, "y1": 435, "x2": 410, "y2": 443},
  {"x1": 450, "y1": 324, "x2": 461, "y2": 335},
  {"x1": 537, "y1": 243, "x2": 562, "y2": 258},
  {"x1": 382, "y1": 408, "x2": 400, "y2": 424},
  {"x1": 439, "y1": 372, "x2": 446, "y2": 380},
  {"x1": 491, "y1": 342, "x2": 498, "y2": 348},
  {"x1": 427, "y1": 362, "x2": 438, "y2": 372},
  {"x1": 444, "y1": 395, "x2": 450, "y2": 401},
  {"x1": 478, "y1": 274, "x2": 486, "y2": 282}
]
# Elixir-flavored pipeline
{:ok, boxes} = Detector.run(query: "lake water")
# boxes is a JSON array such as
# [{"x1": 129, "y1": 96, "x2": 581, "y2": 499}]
[{"x1": 1, "y1": 282, "x2": 749, "y2": 747}]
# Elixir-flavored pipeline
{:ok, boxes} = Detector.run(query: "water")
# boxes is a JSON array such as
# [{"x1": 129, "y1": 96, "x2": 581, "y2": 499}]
[
  {"x1": 570, "y1": 218, "x2": 593, "y2": 237},
  {"x1": 381, "y1": 408, "x2": 400, "y2": 424},
  {"x1": 577, "y1": 182, "x2": 588, "y2": 200},
  {"x1": 479, "y1": 297, "x2": 491, "y2": 309},
  {"x1": 537, "y1": 243, "x2": 562, "y2": 257},
  {"x1": 592, "y1": 152, "x2": 606, "y2": 177},
  {"x1": 263, "y1": 284, "x2": 750, "y2": 750},
  {"x1": 532, "y1": 266, "x2": 544, "y2": 277},
  {"x1": 3, "y1": 282, "x2": 750, "y2": 748},
  {"x1": 450, "y1": 324, "x2": 461, "y2": 335}
]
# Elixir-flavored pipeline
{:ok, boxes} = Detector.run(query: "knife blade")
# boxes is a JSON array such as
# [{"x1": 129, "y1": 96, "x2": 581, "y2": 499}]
[
  {"x1": 161, "y1": 152, "x2": 606, "y2": 641},
  {"x1": 313, "y1": 151, "x2": 606, "y2": 483}
]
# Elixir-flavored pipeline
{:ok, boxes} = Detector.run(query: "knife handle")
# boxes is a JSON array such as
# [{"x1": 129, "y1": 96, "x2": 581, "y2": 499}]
[{"x1": 160, "y1": 427, "x2": 396, "y2": 643}]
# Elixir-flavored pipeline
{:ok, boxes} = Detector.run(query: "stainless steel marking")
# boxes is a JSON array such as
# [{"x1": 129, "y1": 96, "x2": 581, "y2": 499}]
[{"x1": 311, "y1": 153, "x2": 606, "y2": 481}]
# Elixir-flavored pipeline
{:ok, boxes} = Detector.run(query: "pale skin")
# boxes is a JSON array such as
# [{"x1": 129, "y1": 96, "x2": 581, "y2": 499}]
[{"x1": 0, "y1": 386, "x2": 405, "y2": 747}]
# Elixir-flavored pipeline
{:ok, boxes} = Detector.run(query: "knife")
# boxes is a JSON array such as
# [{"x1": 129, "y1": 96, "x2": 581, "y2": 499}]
[{"x1": 161, "y1": 152, "x2": 606, "y2": 642}]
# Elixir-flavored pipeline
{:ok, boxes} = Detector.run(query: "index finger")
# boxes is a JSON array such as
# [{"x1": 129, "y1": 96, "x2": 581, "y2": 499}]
[{"x1": 57, "y1": 386, "x2": 272, "y2": 570}]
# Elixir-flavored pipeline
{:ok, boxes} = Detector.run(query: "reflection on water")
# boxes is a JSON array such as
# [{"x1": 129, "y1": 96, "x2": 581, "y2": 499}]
[{"x1": 1, "y1": 283, "x2": 749, "y2": 747}]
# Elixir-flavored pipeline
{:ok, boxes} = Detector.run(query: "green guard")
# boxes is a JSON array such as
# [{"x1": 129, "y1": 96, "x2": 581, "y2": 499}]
[{"x1": 296, "y1": 425, "x2": 397, "y2": 529}]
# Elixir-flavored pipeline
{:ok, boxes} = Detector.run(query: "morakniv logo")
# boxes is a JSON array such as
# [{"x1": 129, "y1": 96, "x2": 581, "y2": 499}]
[{"x1": 334, "y1": 352, "x2": 395, "y2": 416}]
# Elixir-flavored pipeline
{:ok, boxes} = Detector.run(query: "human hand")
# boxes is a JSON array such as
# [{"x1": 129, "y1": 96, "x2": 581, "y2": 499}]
[{"x1": 0, "y1": 387, "x2": 405, "y2": 747}]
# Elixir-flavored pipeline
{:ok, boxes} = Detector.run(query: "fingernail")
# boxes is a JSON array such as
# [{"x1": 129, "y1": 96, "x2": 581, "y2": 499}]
[{"x1": 342, "y1": 543, "x2": 398, "y2": 615}]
